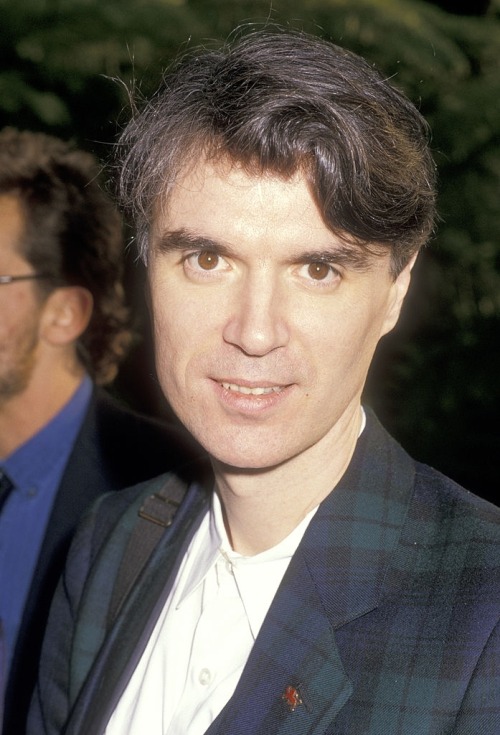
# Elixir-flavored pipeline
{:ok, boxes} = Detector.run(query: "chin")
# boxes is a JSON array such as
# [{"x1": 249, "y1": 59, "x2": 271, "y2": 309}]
[
  {"x1": 205, "y1": 439, "x2": 295, "y2": 474},
  {"x1": 178, "y1": 415, "x2": 302, "y2": 472}
]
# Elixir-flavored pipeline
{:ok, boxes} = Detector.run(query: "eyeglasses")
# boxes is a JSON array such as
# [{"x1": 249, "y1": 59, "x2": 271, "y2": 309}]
[{"x1": 0, "y1": 273, "x2": 52, "y2": 285}]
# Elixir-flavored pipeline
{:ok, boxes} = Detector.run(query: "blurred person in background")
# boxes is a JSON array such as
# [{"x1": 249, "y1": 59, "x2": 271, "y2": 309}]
[{"x1": 0, "y1": 128, "x2": 199, "y2": 735}]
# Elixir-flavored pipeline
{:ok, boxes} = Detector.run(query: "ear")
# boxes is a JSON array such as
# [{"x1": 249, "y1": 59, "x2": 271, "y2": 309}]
[
  {"x1": 380, "y1": 254, "x2": 418, "y2": 337},
  {"x1": 40, "y1": 286, "x2": 93, "y2": 346}
]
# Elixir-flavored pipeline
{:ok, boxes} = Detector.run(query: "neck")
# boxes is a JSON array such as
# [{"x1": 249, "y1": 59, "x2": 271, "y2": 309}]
[
  {"x1": 213, "y1": 404, "x2": 362, "y2": 555},
  {"x1": 0, "y1": 360, "x2": 86, "y2": 460}
]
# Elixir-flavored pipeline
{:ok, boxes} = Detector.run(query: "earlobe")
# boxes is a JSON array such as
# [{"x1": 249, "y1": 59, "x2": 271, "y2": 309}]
[
  {"x1": 40, "y1": 287, "x2": 93, "y2": 346},
  {"x1": 381, "y1": 254, "x2": 418, "y2": 337}
]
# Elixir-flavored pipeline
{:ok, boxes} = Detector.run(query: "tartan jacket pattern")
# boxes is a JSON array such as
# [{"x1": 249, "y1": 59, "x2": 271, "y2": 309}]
[{"x1": 29, "y1": 411, "x2": 500, "y2": 734}]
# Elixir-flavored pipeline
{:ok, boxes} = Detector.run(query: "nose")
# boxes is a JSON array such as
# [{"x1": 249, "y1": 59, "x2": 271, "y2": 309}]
[{"x1": 222, "y1": 271, "x2": 289, "y2": 356}]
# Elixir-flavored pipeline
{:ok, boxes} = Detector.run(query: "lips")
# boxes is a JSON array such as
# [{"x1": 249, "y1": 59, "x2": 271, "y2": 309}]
[{"x1": 220, "y1": 381, "x2": 284, "y2": 396}]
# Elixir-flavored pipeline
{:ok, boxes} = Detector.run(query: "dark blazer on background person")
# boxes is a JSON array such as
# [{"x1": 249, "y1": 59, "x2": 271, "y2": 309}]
[
  {"x1": 28, "y1": 410, "x2": 500, "y2": 735},
  {"x1": 4, "y1": 386, "x2": 200, "y2": 735}
]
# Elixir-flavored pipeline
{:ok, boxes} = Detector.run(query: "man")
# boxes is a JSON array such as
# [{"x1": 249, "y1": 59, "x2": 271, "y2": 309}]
[
  {"x1": 0, "y1": 128, "x2": 199, "y2": 735},
  {"x1": 29, "y1": 29, "x2": 500, "y2": 734}
]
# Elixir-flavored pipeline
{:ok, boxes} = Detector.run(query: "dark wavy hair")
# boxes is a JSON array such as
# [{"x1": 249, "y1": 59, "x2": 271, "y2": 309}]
[
  {"x1": 0, "y1": 127, "x2": 132, "y2": 384},
  {"x1": 118, "y1": 27, "x2": 437, "y2": 277}
]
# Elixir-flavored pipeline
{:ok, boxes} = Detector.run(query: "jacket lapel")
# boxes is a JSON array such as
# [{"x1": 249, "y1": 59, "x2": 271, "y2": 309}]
[
  {"x1": 207, "y1": 410, "x2": 416, "y2": 735},
  {"x1": 205, "y1": 549, "x2": 353, "y2": 735}
]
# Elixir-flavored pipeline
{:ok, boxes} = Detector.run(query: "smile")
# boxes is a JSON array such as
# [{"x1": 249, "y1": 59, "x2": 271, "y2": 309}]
[{"x1": 220, "y1": 382, "x2": 284, "y2": 396}]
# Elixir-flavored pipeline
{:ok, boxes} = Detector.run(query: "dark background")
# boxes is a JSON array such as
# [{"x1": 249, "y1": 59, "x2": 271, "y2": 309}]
[{"x1": 1, "y1": 0, "x2": 499, "y2": 503}]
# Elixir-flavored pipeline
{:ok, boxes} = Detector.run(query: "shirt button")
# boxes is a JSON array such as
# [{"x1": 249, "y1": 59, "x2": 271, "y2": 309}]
[{"x1": 199, "y1": 668, "x2": 213, "y2": 686}]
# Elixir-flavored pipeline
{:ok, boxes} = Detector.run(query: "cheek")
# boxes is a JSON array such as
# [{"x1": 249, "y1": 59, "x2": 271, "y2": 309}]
[
  {"x1": 150, "y1": 293, "x2": 206, "y2": 395},
  {"x1": 151, "y1": 277, "x2": 227, "y2": 353},
  {"x1": 312, "y1": 302, "x2": 388, "y2": 381},
  {"x1": 0, "y1": 297, "x2": 34, "y2": 341},
  {"x1": 152, "y1": 312, "x2": 183, "y2": 375}
]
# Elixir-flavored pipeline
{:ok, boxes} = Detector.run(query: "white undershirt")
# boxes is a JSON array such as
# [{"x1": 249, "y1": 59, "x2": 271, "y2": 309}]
[{"x1": 105, "y1": 493, "x2": 319, "y2": 735}]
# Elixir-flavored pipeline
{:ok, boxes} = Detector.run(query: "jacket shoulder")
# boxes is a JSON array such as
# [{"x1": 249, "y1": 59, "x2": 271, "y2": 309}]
[{"x1": 412, "y1": 461, "x2": 500, "y2": 548}]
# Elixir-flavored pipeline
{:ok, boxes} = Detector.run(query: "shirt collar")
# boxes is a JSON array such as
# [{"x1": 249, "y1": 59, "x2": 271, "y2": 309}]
[
  {"x1": 214, "y1": 492, "x2": 318, "y2": 567},
  {"x1": 177, "y1": 490, "x2": 319, "y2": 608}
]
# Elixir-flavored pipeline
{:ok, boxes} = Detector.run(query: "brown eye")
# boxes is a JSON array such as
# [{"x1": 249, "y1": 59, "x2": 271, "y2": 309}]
[
  {"x1": 197, "y1": 251, "x2": 219, "y2": 270},
  {"x1": 307, "y1": 262, "x2": 331, "y2": 280}
]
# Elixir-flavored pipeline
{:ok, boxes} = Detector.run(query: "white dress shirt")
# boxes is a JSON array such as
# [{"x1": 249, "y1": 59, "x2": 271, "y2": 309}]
[{"x1": 105, "y1": 493, "x2": 319, "y2": 735}]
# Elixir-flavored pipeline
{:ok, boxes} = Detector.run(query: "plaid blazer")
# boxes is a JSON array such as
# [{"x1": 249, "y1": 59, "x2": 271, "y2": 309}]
[{"x1": 29, "y1": 411, "x2": 500, "y2": 734}]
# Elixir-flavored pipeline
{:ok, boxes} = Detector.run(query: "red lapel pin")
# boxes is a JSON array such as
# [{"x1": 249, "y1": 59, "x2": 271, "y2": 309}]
[{"x1": 282, "y1": 684, "x2": 303, "y2": 712}]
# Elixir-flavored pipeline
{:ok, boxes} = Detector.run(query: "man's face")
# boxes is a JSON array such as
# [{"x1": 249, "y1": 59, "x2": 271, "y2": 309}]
[
  {"x1": 148, "y1": 160, "x2": 412, "y2": 472},
  {"x1": 0, "y1": 195, "x2": 42, "y2": 405}
]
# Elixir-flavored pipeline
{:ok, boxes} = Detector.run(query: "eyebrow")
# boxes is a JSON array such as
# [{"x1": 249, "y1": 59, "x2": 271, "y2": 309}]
[
  {"x1": 155, "y1": 228, "x2": 234, "y2": 258},
  {"x1": 291, "y1": 246, "x2": 379, "y2": 272},
  {"x1": 155, "y1": 227, "x2": 382, "y2": 272}
]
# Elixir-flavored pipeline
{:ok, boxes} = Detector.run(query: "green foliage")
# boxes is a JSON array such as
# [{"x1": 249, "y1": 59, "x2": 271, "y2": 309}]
[
  {"x1": 1, "y1": 0, "x2": 499, "y2": 495},
  {"x1": 0, "y1": 0, "x2": 204, "y2": 154}
]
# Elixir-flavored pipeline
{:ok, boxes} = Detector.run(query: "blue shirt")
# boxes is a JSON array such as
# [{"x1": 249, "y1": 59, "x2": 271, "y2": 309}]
[{"x1": 0, "y1": 375, "x2": 92, "y2": 677}]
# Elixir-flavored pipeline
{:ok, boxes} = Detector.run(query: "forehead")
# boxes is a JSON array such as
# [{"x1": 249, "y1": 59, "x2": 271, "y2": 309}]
[
  {"x1": 154, "y1": 159, "x2": 335, "y2": 251},
  {"x1": 168, "y1": 156, "x2": 312, "y2": 205},
  {"x1": 0, "y1": 194, "x2": 26, "y2": 263}
]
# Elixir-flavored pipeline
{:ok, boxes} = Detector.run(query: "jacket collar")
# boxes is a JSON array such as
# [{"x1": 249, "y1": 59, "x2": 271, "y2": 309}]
[{"x1": 301, "y1": 408, "x2": 415, "y2": 628}]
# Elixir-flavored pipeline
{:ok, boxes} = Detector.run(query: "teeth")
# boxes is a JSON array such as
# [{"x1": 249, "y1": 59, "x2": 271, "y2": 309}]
[{"x1": 221, "y1": 382, "x2": 282, "y2": 395}]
